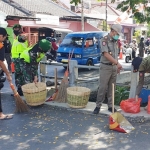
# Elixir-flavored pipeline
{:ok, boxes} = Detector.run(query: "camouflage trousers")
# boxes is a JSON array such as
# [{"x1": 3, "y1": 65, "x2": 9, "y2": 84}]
[
  {"x1": 21, "y1": 61, "x2": 38, "y2": 84},
  {"x1": 13, "y1": 58, "x2": 25, "y2": 88}
]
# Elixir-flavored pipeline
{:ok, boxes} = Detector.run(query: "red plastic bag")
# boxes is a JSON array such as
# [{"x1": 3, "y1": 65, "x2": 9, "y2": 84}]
[{"x1": 120, "y1": 98, "x2": 142, "y2": 113}]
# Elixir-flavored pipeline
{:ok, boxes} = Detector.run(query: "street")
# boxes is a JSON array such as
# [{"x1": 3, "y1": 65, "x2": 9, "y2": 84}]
[
  {"x1": 45, "y1": 54, "x2": 132, "y2": 82},
  {"x1": 0, "y1": 78, "x2": 150, "y2": 150}
]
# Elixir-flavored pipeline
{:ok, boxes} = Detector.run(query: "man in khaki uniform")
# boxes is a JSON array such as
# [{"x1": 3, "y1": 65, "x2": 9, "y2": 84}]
[{"x1": 93, "y1": 24, "x2": 123, "y2": 114}]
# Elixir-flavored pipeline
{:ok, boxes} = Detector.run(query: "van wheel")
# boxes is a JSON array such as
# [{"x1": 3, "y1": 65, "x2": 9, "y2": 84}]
[{"x1": 86, "y1": 59, "x2": 93, "y2": 70}]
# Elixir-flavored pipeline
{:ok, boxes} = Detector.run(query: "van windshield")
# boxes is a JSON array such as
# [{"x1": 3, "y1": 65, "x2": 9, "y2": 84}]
[{"x1": 60, "y1": 37, "x2": 84, "y2": 47}]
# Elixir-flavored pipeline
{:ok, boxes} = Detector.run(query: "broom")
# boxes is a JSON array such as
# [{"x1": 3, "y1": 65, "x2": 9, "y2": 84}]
[
  {"x1": 54, "y1": 50, "x2": 74, "y2": 103},
  {"x1": 10, "y1": 83, "x2": 29, "y2": 113}
]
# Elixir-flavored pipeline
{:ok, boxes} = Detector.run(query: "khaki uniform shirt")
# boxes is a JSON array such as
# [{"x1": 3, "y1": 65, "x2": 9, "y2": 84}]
[{"x1": 100, "y1": 34, "x2": 118, "y2": 63}]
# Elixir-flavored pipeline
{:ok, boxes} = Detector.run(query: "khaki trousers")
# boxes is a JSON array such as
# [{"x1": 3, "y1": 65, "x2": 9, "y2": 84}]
[{"x1": 96, "y1": 64, "x2": 117, "y2": 108}]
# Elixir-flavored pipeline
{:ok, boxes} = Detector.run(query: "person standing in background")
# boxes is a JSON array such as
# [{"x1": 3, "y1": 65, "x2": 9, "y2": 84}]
[
  {"x1": 138, "y1": 37, "x2": 145, "y2": 58},
  {"x1": 11, "y1": 24, "x2": 28, "y2": 96}
]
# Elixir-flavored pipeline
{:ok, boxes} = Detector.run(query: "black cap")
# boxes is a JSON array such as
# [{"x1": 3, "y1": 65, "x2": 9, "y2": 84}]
[
  {"x1": 0, "y1": 27, "x2": 7, "y2": 36},
  {"x1": 132, "y1": 57, "x2": 143, "y2": 72}
]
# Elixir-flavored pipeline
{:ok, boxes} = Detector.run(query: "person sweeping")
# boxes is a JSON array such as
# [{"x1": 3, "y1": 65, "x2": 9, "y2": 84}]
[
  {"x1": 0, "y1": 27, "x2": 13, "y2": 119},
  {"x1": 19, "y1": 39, "x2": 51, "y2": 84}
]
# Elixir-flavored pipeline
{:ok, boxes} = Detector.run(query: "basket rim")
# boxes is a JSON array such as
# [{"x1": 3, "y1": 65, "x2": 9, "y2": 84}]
[{"x1": 67, "y1": 86, "x2": 90, "y2": 92}]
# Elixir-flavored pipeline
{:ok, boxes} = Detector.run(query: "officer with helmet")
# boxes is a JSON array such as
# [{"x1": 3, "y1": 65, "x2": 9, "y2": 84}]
[{"x1": 20, "y1": 39, "x2": 51, "y2": 84}]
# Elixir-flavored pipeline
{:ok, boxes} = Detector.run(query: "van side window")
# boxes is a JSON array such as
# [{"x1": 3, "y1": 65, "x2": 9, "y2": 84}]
[
  {"x1": 60, "y1": 37, "x2": 83, "y2": 48},
  {"x1": 84, "y1": 38, "x2": 94, "y2": 47}
]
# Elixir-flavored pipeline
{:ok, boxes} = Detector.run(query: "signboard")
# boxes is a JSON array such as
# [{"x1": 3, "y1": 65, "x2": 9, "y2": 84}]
[{"x1": 36, "y1": 14, "x2": 59, "y2": 25}]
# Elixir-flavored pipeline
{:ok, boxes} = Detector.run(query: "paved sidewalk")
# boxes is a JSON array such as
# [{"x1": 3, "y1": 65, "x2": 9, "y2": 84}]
[{"x1": 44, "y1": 101, "x2": 150, "y2": 118}]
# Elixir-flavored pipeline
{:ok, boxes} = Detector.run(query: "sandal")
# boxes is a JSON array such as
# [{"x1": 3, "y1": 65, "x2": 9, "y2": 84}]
[{"x1": 0, "y1": 115, "x2": 13, "y2": 120}]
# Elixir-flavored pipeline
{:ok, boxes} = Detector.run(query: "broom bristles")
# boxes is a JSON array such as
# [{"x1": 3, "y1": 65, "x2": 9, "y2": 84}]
[
  {"x1": 54, "y1": 76, "x2": 68, "y2": 103},
  {"x1": 14, "y1": 94, "x2": 29, "y2": 113},
  {"x1": 10, "y1": 83, "x2": 29, "y2": 113}
]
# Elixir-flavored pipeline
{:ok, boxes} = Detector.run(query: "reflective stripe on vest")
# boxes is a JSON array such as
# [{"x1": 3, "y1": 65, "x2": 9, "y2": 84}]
[
  {"x1": 11, "y1": 37, "x2": 28, "y2": 58},
  {"x1": 20, "y1": 47, "x2": 45, "y2": 63}
]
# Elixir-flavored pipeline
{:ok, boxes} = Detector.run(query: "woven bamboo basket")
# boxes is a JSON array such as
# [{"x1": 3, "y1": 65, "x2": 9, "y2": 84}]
[
  {"x1": 22, "y1": 82, "x2": 47, "y2": 106},
  {"x1": 67, "y1": 86, "x2": 91, "y2": 108}
]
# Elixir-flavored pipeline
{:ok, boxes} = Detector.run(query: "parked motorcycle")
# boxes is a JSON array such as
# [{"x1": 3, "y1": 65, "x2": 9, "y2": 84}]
[
  {"x1": 46, "y1": 51, "x2": 56, "y2": 61},
  {"x1": 125, "y1": 47, "x2": 132, "y2": 63}
]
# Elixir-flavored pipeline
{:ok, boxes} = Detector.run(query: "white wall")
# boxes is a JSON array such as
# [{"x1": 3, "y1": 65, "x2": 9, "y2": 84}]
[{"x1": 0, "y1": 11, "x2": 8, "y2": 28}]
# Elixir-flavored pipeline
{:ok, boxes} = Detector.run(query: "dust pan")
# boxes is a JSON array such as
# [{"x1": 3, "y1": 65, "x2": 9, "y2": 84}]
[{"x1": 109, "y1": 83, "x2": 135, "y2": 133}]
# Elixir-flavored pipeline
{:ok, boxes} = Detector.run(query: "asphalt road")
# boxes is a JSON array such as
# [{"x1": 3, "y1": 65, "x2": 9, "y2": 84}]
[
  {"x1": 44, "y1": 54, "x2": 132, "y2": 83},
  {"x1": 1, "y1": 79, "x2": 150, "y2": 150}
]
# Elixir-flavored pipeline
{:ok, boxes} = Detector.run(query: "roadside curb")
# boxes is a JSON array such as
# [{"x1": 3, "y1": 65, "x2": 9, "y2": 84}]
[{"x1": 44, "y1": 101, "x2": 150, "y2": 119}]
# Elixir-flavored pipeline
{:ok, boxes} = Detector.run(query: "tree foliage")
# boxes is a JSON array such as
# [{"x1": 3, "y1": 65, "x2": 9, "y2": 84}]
[
  {"x1": 70, "y1": 0, "x2": 81, "y2": 5},
  {"x1": 114, "y1": 0, "x2": 150, "y2": 24},
  {"x1": 70, "y1": 0, "x2": 150, "y2": 23}
]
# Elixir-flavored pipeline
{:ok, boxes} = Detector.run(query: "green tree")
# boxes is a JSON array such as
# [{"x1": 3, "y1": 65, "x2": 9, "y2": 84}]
[
  {"x1": 147, "y1": 24, "x2": 150, "y2": 37},
  {"x1": 70, "y1": 0, "x2": 81, "y2": 5},
  {"x1": 115, "y1": 0, "x2": 150, "y2": 24},
  {"x1": 70, "y1": 0, "x2": 150, "y2": 24},
  {"x1": 133, "y1": 30, "x2": 141, "y2": 43}
]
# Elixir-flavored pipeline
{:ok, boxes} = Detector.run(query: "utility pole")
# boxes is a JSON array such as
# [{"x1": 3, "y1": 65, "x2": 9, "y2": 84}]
[
  {"x1": 106, "y1": 0, "x2": 107, "y2": 31},
  {"x1": 81, "y1": 0, "x2": 84, "y2": 31}
]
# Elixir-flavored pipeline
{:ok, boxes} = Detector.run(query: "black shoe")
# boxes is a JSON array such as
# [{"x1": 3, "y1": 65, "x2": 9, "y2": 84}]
[
  {"x1": 18, "y1": 91, "x2": 23, "y2": 96},
  {"x1": 17, "y1": 89, "x2": 24, "y2": 96},
  {"x1": 93, "y1": 107, "x2": 100, "y2": 114},
  {"x1": 108, "y1": 107, "x2": 117, "y2": 113}
]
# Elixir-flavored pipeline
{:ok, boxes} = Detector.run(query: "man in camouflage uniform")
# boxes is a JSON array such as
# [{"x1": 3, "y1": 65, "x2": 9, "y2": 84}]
[
  {"x1": 11, "y1": 24, "x2": 28, "y2": 95},
  {"x1": 20, "y1": 39, "x2": 51, "y2": 84},
  {"x1": 93, "y1": 24, "x2": 123, "y2": 114},
  {"x1": 132, "y1": 56, "x2": 150, "y2": 101}
]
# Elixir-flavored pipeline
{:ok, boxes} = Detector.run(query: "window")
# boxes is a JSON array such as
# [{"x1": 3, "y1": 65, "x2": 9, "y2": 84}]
[
  {"x1": 60, "y1": 36, "x2": 83, "y2": 48},
  {"x1": 84, "y1": 38, "x2": 94, "y2": 47}
]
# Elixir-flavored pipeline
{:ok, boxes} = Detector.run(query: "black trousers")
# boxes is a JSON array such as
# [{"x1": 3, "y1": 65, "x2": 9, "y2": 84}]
[{"x1": 0, "y1": 83, "x2": 4, "y2": 113}]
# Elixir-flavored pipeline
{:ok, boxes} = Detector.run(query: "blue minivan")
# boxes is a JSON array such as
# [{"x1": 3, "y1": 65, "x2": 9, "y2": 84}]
[{"x1": 56, "y1": 31, "x2": 108, "y2": 66}]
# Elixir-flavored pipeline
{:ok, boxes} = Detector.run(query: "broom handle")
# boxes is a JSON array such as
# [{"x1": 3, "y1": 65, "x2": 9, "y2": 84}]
[
  {"x1": 10, "y1": 83, "x2": 18, "y2": 96},
  {"x1": 66, "y1": 49, "x2": 74, "y2": 72},
  {"x1": 112, "y1": 83, "x2": 114, "y2": 114},
  {"x1": 54, "y1": 68, "x2": 57, "y2": 90}
]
